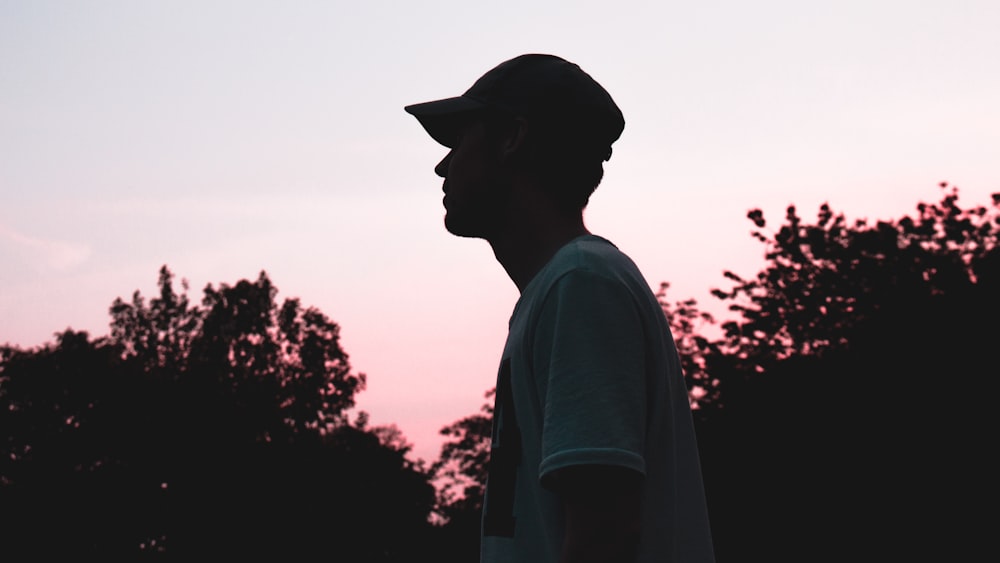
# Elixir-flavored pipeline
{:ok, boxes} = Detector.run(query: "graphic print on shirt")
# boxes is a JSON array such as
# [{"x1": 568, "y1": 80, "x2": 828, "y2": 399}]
[{"x1": 482, "y1": 358, "x2": 521, "y2": 538}]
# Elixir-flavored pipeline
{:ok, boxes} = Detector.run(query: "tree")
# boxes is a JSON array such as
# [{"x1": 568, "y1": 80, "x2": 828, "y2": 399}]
[
  {"x1": 656, "y1": 283, "x2": 723, "y2": 411},
  {"x1": 1, "y1": 267, "x2": 437, "y2": 560},
  {"x1": 695, "y1": 183, "x2": 999, "y2": 562},
  {"x1": 712, "y1": 182, "x2": 998, "y2": 368},
  {"x1": 426, "y1": 390, "x2": 494, "y2": 562},
  {"x1": 107, "y1": 267, "x2": 366, "y2": 441}
]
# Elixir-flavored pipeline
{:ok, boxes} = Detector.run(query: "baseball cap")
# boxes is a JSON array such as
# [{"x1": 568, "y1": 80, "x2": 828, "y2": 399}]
[{"x1": 404, "y1": 54, "x2": 625, "y2": 161}]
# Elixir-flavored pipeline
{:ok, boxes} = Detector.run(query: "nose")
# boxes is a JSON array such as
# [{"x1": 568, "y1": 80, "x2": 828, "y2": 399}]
[{"x1": 435, "y1": 150, "x2": 453, "y2": 178}]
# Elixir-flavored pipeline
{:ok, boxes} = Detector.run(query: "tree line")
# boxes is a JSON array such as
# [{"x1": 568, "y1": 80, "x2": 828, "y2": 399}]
[{"x1": 2, "y1": 183, "x2": 996, "y2": 561}]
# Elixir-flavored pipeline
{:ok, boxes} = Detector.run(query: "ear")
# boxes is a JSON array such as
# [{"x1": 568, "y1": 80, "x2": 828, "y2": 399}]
[{"x1": 499, "y1": 117, "x2": 529, "y2": 164}]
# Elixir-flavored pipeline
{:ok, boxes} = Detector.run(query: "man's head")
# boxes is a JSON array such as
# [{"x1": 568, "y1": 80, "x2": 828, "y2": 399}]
[{"x1": 405, "y1": 54, "x2": 625, "y2": 233}]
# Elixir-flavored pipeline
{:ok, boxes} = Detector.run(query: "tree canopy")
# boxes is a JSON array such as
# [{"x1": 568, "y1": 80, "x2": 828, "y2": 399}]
[
  {"x1": 1, "y1": 268, "x2": 437, "y2": 560},
  {"x1": 714, "y1": 182, "x2": 998, "y2": 367}
]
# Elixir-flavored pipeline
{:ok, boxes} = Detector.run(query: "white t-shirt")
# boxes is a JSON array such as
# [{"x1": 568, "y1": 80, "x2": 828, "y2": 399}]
[{"x1": 480, "y1": 234, "x2": 715, "y2": 563}]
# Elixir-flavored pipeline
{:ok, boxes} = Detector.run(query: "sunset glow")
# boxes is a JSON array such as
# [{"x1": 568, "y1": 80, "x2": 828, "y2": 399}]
[{"x1": 2, "y1": 0, "x2": 998, "y2": 463}]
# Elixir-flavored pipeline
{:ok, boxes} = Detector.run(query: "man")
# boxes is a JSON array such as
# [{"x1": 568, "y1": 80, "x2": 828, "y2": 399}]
[{"x1": 405, "y1": 54, "x2": 715, "y2": 563}]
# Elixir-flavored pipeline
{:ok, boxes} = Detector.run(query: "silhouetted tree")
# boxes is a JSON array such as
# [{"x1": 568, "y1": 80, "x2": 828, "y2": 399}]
[
  {"x1": 427, "y1": 389, "x2": 494, "y2": 562},
  {"x1": 714, "y1": 182, "x2": 998, "y2": 366},
  {"x1": 107, "y1": 267, "x2": 365, "y2": 441},
  {"x1": 696, "y1": 183, "x2": 999, "y2": 562},
  {"x1": 657, "y1": 283, "x2": 723, "y2": 411},
  {"x1": 0, "y1": 268, "x2": 437, "y2": 561}
]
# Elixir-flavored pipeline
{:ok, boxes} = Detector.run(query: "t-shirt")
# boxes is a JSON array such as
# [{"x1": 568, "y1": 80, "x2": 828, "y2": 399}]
[{"x1": 480, "y1": 234, "x2": 715, "y2": 563}]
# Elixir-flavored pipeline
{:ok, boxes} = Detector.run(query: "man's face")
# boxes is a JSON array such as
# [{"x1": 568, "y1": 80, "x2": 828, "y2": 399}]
[{"x1": 433, "y1": 117, "x2": 510, "y2": 239}]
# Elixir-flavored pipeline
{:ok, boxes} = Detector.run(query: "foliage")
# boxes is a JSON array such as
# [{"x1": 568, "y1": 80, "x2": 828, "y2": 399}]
[
  {"x1": 425, "y1": 389, "x2": 495, "y2": 562},
  {"x1": 656, "y1": 283, "x2": 723, "y2": 409},
  {"x1": 696, "y1": 183, "x2": 999, "y2": 561},
  {"x1": 431, "y1": 390, "x2": 493, "y2": 518},
  {"x1": 0, "y1": 268, "x2": 436, "y2": 560},
  {"x1": 712, "y1": 182, "x2": 998, "y2": 369},
  {"x1": 107, "y1": 267, "x2": 365, "y2": 440}
]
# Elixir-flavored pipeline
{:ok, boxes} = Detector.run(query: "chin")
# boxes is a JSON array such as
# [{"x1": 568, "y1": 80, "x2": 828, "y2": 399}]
[
  {"x1": 444, "y1": 214, "x2": 490, "y2": 239},
  {"x1": 444, "y1": 219, "x2": 477, "y2": 239}
]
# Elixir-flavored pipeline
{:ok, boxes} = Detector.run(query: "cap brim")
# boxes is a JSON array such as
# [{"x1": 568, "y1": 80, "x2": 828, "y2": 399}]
[{"x1": 404, "y1": 96, "x2": 488, "y2": 148}]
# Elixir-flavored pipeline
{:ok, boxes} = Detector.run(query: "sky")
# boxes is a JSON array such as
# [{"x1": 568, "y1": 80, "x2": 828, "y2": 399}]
[{"x1": 2, "y1": 0, "x2": 998, "y2": 464}]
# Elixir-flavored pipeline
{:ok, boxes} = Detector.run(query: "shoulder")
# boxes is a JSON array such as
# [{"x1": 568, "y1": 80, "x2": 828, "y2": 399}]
[
  {"x1": 533, "y1": 235, "x2": 638, "y2": 288},
  {"x1": 550, "y1": 235, "x2": 650, "y2": 302},
  {"x1": 512, "y1": 234, "x2": 650, "y2": 325}
]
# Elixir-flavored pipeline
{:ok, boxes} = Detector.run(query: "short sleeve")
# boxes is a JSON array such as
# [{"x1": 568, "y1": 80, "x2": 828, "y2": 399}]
[{"x1": 532, "y1": 269, "x2": 648, "y2": 482}]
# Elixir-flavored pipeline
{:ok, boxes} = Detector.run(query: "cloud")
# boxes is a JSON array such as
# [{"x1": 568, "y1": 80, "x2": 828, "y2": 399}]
[{"x1": 0, "y1": 223, "x2": 92, "y2": 272}]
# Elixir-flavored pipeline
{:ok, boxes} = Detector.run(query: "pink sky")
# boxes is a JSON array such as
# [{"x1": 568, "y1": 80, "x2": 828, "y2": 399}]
[{"x1": 2, "y1": 1, "x2": 998, "y2": 463}]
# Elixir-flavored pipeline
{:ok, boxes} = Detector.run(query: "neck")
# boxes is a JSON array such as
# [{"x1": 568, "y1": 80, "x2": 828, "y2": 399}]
[{"x1": 488, "y1": 207, "x2": 590, "y2": 293}]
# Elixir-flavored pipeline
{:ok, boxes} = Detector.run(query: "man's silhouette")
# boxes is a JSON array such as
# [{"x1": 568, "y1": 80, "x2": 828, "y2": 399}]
[{"x1": 405, "y1": 54, "x2": 715, "y2": 563}]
